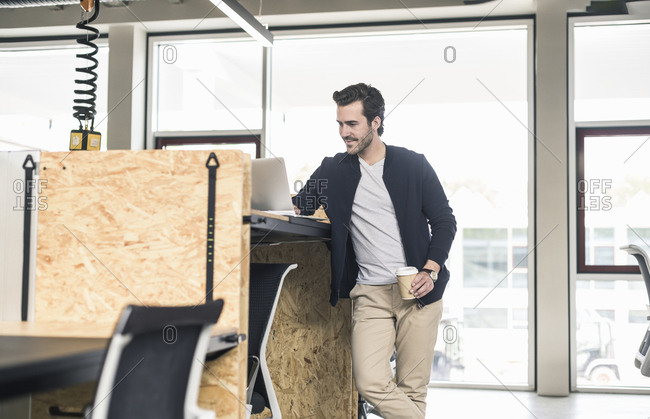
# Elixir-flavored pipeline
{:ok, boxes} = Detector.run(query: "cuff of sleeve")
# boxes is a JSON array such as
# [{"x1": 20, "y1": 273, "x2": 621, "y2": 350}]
[{"x1": 427, "y1": 246, "x2": 449, "y2": 268}]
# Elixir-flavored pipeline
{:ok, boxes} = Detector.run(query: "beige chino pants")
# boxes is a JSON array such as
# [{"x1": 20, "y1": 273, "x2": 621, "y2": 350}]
[{"x1": 350, "y1": 283, "x2": 443, "y2": 419}]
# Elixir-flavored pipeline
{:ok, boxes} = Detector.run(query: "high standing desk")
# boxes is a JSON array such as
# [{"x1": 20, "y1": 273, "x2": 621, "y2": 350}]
[{"x1": 248, "y1": 210, "x2": 331, "y2": 244}]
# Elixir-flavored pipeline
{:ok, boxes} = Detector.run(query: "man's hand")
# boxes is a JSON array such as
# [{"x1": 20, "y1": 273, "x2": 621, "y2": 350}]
[
  {"x1": 410, "y1": 260, "x2": 440, "y2": 298},
  {"x1": 410, "y1": 271, "x2": 435, "y2": 298},
  {"x1": 293, "y1": 205, "x2": 301, "y2": 215}
]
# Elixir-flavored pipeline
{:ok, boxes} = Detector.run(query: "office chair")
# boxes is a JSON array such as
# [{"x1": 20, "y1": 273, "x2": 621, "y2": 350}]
[
  {"x1": 49, "y1": 299, "x2": 224, "y2": 419},
  {"x1": 248, "y1": 263, "x2": 297, "y2": 418},
  {"x1": 621, "y1": 244, "x2": 650, "y2": 377}
]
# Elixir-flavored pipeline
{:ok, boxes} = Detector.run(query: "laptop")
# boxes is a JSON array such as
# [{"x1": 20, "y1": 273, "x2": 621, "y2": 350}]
[{"x1": 251, "y1": 157, "x2": 298, "y2": 216}]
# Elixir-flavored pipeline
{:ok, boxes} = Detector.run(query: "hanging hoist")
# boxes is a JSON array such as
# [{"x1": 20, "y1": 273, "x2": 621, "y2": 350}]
[{"x1": 70, "y1": 0, "x2": 101, "y2": 151}]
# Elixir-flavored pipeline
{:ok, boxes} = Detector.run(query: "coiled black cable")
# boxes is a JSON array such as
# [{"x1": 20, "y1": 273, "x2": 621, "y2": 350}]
[{"x1": 73, "y1": 0, "x2": 100, "y2": 130}]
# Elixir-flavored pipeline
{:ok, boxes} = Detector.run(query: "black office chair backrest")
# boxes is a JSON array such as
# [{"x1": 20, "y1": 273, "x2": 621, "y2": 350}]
[
  {"x1": 633, "y1": 254, "x2": 650, "y2": 302},
  {"x1": 621, "y1": 244, "x2": 650, "y2": 377},
  {"x1": 248, "y1": 263, "x2": 295, "y2": 410},
  {"x1": 92, "y1": 299, "x2": 224, "y2": 419},
  {"x1": 621, "y1": 245, "x2": 650, "y2": 302}
]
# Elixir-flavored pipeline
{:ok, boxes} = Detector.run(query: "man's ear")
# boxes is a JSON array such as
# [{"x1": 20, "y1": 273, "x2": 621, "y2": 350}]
[{"x1": 372, "y1": 116, "x2": 381, "y2": 131}]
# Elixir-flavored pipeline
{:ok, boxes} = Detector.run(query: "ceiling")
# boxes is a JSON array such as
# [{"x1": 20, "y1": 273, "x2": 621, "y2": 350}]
[
  {"x1": 0, "y1": 0, "x2": 648, "y2": 38},
  {"x1": 0, "y1": 0, "x2": 535, "y2": 37}
]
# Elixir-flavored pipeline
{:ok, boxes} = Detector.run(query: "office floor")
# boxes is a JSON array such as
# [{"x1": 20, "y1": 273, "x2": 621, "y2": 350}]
[{"x1": 366, "y1": 387, "x2": 650, "y2": 418}]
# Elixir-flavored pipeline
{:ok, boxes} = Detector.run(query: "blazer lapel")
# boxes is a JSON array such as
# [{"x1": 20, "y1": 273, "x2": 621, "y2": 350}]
[
  {"x1": 383, "y1": 146, "x2": 407, "y2": 223},
  {"x1": 337, "y1": 153, "x2": 361, "y2": 220}
]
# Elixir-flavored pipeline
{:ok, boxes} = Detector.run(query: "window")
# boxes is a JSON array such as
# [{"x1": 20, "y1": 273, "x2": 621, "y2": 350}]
[
  {"x1": 573, "y1": 19, "x2": 650, "y2": 390},
  {"x1": 512, "y1": 308, "x2": 528, "y2": 329},
  {"x1": 270, "y1": 23, "x2": 532, "y2": 387},
  {"x1": 574, "y1": 23, "x2": 650, "y2": 122},
  {"x1": 148, "y1": 36, "x2": 263, "y2": 152},
  {"x1": 512, "y1": 246, "x2": 528, "y2": 269},
  {"x1": 596, "y1": 309, "x2": 615, "y2": 321},
  {"x1": 628, "y1": 310, "x2": 647, "y2": 324},
  {"x1": 577, "y1": 127, "x2": 650, "y2": 273},
  {"x1": 512, "y1": 272, "x2": 528, "y2": 289},
  {"x1": 463, "y1": 228, "x2": 508, "y2": 288},
  {"x1": 0, "y1": 42, "x2": 109, "y2": 151},
  {"x1": 464, "y1": 308, "x2": 508, "y2": 329}
]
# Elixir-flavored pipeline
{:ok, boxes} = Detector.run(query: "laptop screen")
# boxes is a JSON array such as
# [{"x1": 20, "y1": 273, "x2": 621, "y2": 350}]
[{"x1": 250, "y1": 157, "x2": 295, "y2": 214}]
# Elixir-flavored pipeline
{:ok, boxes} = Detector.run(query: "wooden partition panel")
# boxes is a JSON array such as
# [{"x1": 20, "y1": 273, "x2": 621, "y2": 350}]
[
  {"x1": 33, "y1": 150, "x2": 249, "y2": 419},
  {"x1": 252, "y1": 242, "x2": 356, "y2": 418}
]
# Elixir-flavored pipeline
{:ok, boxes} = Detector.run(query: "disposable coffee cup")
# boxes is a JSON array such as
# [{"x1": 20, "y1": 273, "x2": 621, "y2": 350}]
[{"x1": 395, "y1": 266, "x2": 419, "y2": 300}]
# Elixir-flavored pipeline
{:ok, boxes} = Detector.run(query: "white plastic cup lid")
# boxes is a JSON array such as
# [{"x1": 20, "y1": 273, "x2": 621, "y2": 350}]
[{"x1": 395, "y1": 266, "x2": 418, "y2": 276}]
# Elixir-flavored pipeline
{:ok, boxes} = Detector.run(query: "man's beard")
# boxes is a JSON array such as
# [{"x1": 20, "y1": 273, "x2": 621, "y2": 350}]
[{"x1": 344, "y1": 126, "x2": 373, "y2": 155}]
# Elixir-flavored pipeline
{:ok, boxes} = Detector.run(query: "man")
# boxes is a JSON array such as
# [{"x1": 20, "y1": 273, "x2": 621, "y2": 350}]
[{"x1": 292, "y1": 83, "x2": 456, "y2": 418}]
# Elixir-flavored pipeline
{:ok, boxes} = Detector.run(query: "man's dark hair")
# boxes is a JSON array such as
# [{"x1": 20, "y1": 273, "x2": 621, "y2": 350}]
[{"x1": 332, "y1": 83, "x2": 385, "y2": 136}]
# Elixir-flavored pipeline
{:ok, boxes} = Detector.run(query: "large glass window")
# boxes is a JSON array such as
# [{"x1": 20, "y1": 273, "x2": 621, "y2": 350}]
[
  {"x1": 0, "y1": 42, "x2": 109, "y2": 151},
  {"x1": 271, "y1": 24, "x2": 532, "y2": 387},
  {"x1": 573, "y1": 20, "x2": 650, "y2": 390},
  {"x1": 574, "y1": 22, "x2": 650, "y2": 122},
  {"x1": 149, "y1": 36, "x2": 263, "y2": 147},
  {"x1": 463, "y1": 228, "x2": 508, "y2": 288}
]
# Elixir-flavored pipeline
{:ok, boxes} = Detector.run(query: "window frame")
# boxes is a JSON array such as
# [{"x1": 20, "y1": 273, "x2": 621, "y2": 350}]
[
  {"x1": 576, "y1": 126, "x2": 649, "y2": 274},
  {"x1": 146, "y1": 32, "x2": 265, "y2": 151},
  {"x1": 155, "y1": 133, "x2": 260, "y2": 157},
  {"x1": 569, "y1": 15, "x2": 650, "y2": 394}
]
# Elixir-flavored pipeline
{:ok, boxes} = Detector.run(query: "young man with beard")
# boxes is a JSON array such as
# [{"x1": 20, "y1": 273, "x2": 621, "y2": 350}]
[{"x1": 293, "y1": 83, "x2": 456, "y2": 418}]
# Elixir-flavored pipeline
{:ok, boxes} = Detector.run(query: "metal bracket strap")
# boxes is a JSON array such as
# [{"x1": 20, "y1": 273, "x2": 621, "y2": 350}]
[
  {"x1": 21, "y1": 155, "x2": 36, "y2": 321},
  {"x1": 205, "y1": 153, "x2": 220, "y2": 302}
]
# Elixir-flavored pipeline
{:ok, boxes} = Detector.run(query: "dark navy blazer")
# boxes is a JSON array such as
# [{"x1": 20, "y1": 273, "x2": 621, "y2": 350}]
[{"x1": 292, "y1": 145, "x2": 457, "y2": 307}]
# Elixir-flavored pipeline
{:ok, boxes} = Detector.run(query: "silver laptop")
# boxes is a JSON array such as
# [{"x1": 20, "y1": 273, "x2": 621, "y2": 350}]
[{"x1": 251, "y1": 157, "x2": 296, "y2": 216}]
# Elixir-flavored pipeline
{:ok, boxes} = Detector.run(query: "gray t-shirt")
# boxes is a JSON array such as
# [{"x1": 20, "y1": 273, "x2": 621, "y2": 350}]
[{"x1": 349, "y1": 157, "x2": 407, "y2": 285}]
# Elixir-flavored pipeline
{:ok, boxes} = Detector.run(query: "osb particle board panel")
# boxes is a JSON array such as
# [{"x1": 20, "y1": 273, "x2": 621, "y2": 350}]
[
  {"x1": 36, "y1": 150, "x2": 244, "y2": 325},
  {"x1": 252, "y1": 242, "x2": 356, "y2": 419},
  {"x1": 35, "y1": 150, "x2": 249, "y2": 418}
]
